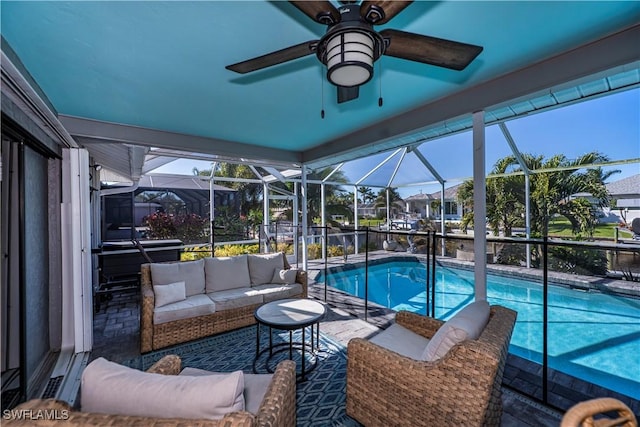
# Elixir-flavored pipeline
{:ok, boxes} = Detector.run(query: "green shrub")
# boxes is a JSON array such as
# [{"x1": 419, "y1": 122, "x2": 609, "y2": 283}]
[
  {"x1": 213, "y1": 244, "x2": 260, "y2": 257},
  {"x1": 181, "y1": 245, "x2": 212, "y2": 261},
  {"x1": 548, "y1": 245, "x2": 608, "y2": 276},
  {"x1": 307, "y1": 243, "x2": 322, "y2": 260}
]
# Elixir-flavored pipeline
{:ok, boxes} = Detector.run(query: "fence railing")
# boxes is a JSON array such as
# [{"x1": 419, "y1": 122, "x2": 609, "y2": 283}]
[{"x1": 313, "y1": 226, "x2": 640, "y2": 408}]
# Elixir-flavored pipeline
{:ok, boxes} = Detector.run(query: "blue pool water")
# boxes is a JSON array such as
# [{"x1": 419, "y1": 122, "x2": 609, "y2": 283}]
[{"x1": 320, "y1": 260, "x2": 640, "y2": 399}]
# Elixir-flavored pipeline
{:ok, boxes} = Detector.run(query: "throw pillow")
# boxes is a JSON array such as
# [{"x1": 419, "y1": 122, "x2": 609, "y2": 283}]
[
  {"x1": 153, "y1": 281, "x2": 186, "y2": 308},
  {"x1": 247, "y1": 253, "x2": 285, "y2": 285},
  {"x1": 150, "y1": 259, "x2": 205, "y2": 297},
  {"x1": 271, "y1": 268, "x2": 298, "y2": 284},
  {"x1": 421, "y1": 300, "x2": 490, "y2": 361},
  {"x1": 81, "y1": 357, "x2": 245, "y2": 420}
]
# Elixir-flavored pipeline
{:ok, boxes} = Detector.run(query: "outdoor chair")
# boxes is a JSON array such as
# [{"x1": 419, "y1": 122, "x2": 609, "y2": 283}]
[
  {"x1": 4, "y1": 355, "x2": 296, "y2": 427},
  {"x1": 561, "y1": 397, "x2": 637, "y2": 427},
  {"x1": 346, "y1": 304, "x2": 517, "y2": 427}
]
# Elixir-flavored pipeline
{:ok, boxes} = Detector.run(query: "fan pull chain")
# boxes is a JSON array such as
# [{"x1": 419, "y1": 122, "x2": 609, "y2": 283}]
[
  {"x1": 321, "y1": 75, "x2": 325, "y2": 119},
  {"x1": 378, "y1": 60, "x2": 383, "y2": 107}
]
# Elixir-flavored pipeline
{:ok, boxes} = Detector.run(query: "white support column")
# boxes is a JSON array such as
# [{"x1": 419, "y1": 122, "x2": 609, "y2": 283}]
[
  {"x1": 61, "y1": 148, "x2": 93, "y2": 353},
  {"x1": 472, "y1": 111, "x2": 487, "y2": 301},
  {"x1": 386, "y1": 188, "x2": 391, "y2": 228},
  {"x1": 293, "y1": 182, "x2": 299, "y2": 262},
  {"x1": 263, "y1": 182, "x2": 269, "y2": 252},
  {"x1": 353, "y1": 185, "x2": 359, "y2": 254},
  {"x1": 525, "y1": 174, "x2": 531, "y2": 268},
  {"x1": 301, "y1": 165, "x2": 308, "y2": 271},
  {"x1": 209, "y1": 164, "x2": 216, "y2": 246},
  {"x1": 321, "y1": 183, "x2": 326, "y2": 260},
  {"x1": 440, "y1": 181, "x2": 446, "y2": 256}
]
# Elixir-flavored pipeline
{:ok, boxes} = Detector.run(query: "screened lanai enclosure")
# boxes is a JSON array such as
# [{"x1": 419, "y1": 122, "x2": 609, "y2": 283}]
[{"x1": 1, "y1": 0, "x2": 639, "y2": 417}]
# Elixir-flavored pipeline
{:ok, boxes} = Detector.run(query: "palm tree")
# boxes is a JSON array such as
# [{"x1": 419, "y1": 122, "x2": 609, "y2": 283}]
[
  {"x1": 374, "y1": 187, "x2": 404, "y2": 220},
  {"x1": 458, "y1": 151, "x2": 618, "y2": 237},
  {"x1": 304, "y1": 167, "x2": 350, "y2": 224},
  {"x1": 357, "y1": 186, "x2": 376, "y2": 204},
  {"x1": 194, "y1": 163, "x2": 262, "y2": 217},
  {"x1": 527, "y1": 152, "x2": 618, "y2": 236}
]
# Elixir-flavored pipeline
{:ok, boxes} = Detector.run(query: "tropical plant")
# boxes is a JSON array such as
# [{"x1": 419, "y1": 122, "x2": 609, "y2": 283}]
[
  {"x1": 457, "y1": 152, "x2": 618, "y2": 238},
  {"x1": 358, "y1": 186, "x2": 376, "y2": 204},
  {"x1": 194, "y1": 163, "x2": 263, "y2": 217},
  {"x1": 304, "y1": 167, "x2": 351, "y2": 224},
  {"x1": 144, "y1": 212, "x2": 208, "y2": 244},
  {"x1": 212, "y1": 206, "x2": 248, "y2": 242}
]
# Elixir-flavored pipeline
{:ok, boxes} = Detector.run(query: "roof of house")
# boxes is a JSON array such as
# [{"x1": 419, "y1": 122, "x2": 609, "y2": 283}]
[
  {"x1": 407, "y1": 183, "x2": 463, "y2": 201},
  {"x1": 606, "y1": 174, "x2": 640, "y2": 198}
]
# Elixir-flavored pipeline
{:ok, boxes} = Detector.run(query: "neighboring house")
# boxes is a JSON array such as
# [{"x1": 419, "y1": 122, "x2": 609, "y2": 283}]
[
  {"x1": 405, "y1": 184, "x2": 464, "y2": 220},
  {"x1": 605, "y1": 174, "x2": 640, "y2": 223},
  {"x1": 357, "y1": 202, "x2": 405, "y2": 218},
  {"x1": 357, "y1": 203, "x2": 379, "y2": 218},
  {"x1": 568, "y1": 174, "x2": 640, "y2": 224}
]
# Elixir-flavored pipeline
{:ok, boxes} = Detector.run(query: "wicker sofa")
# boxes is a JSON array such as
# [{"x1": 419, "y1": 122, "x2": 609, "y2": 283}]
[
  {"x1": 347, "y1": 304, "x2": 517, "y2": 427},
  {"x1": 141, "y1": 252, "x2": 307, "y2": 353},
  {"x1": 4, "y1": 355, "x2": 296, "y2": 427}
]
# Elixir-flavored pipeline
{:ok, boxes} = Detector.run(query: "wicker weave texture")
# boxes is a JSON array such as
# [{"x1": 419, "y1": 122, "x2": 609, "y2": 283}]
[
  {"x1": 4, "y1": 356, "x2": 296, "y2": 427},
  {"x1": 140, "y1": 253, "x2": 308, "y2": 353},
  {"x1": 561, "y1": 397, "x2": 638, "y2": 427},
  {"x1": 346, "y1": 305, "x2": 517, "y2": 427}
]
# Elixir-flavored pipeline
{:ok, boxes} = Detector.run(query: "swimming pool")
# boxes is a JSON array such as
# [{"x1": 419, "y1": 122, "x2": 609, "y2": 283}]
[{"x1": 319, "y1": 260, "x2": 640, "y2": 399}]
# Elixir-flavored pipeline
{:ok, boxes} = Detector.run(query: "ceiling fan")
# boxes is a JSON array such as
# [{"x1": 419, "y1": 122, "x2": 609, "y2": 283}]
[{"x1": 226, "y1": 1, "x2": 483, "y2": 104}]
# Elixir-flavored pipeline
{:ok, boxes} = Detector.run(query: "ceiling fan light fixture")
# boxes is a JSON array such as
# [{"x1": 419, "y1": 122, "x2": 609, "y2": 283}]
[{"x1": 325, "y1": 30, "x2": 375, "y2": 87}]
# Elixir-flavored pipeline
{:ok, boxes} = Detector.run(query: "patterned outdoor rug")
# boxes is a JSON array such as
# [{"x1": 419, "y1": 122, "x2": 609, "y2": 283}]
[{"x1": 125, "y1": 325, "x2": 360, "y2": 426}]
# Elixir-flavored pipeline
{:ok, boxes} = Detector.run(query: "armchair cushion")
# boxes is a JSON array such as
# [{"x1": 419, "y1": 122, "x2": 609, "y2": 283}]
[
  {"x1": 81, "y1": 357, "x2": 245, "y2": 420},
  {"x1": 150, "y1": 259, "x2": 205, "y2": 297},
  {"x1": 369, "y1": 323, "x2": 431, "y2": 360},
  {"x1": 421, "y1": 300, "x2": 490, "y2": 361},
  {"x1": 153, "y1": 281, "x2": 186, "y2": 308},
  {"x1": 181, "y1": 367, "x2": 274, "y2": 415}
]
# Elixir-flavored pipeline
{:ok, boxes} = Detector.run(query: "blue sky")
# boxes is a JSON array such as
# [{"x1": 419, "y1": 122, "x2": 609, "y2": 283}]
[{"x1": 154, "y1": 88, "x2": 640, "y2": 198}]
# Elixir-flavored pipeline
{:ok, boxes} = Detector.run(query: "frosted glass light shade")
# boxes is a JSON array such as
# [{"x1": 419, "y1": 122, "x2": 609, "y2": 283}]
[{"x1": 326, "y1": 31, "x2": 375, "y2": 87}]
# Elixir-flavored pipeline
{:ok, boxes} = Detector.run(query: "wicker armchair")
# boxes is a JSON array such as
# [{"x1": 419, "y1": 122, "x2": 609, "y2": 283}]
[
  {"x1": 4, "y1": 355, "x2": 296, "y2": 427},
  {"x1": 346, "y1": 305, "x2": 517, "y2": 427},
  {"x1": 561, "y1": 397, "x2": 637, "y2": 427}
]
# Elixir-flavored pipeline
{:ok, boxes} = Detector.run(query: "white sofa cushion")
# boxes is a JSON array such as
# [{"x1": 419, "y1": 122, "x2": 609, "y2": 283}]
[
  {"x1": 81, "y1": 357, "x2": 245, "y2": 420},
  {"x1": 154, "y1": 281, "x2": 186, "y2": 308},
  {"x1": 271, "y1": 268, "x2": 298, "y2": 284},
  {"x1": 251, "y1": 283, "x2": 303, "y2": 302},
  {"x1": 207, "y1": 287, "x2": 263, "y2": 311},
  {"x1": 204, "y1": 255, "x2": 251, "y2": 292},
  {"x1": 248, "y1": 253, "x2": 285, "y2": 285},
  {"x1": 369, "y1": 323, "x2": 431, "y2": 360},
  {"x1": 153, "y1": 294, "x2": 216, "y2": 325},
  {"x1": 181, "y1": 367, "x2": 273, "y2": 415},
  {"x1": 150, "y1": 259, "x2": 205, "y2": 297},
  {"x1": 421, "y1": 300, "x2": 490, "y2": 362}
]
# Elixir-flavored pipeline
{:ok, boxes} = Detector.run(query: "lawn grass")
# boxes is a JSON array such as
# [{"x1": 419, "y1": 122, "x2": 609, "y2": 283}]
[{"x1": 547, "y1": 217, "x2": 632, "y2": 239}]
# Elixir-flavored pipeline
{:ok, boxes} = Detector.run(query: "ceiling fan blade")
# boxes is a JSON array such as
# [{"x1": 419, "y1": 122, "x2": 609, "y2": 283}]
[
  {"x1": 290, "y1": 1, "x2": 341, "y2": 25},
  {"x1": 380, "y1": 29, "x2": 482, "y2": 71},
  {"x1": 360, "y1": 1, "x2": 413, "y2": 25},
  {"x1": 226, "y1": 41, "x2": 318, "y2": 74},
  {"x1": 337, "y1": 86, "x2": 359, "y2": 104}
]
